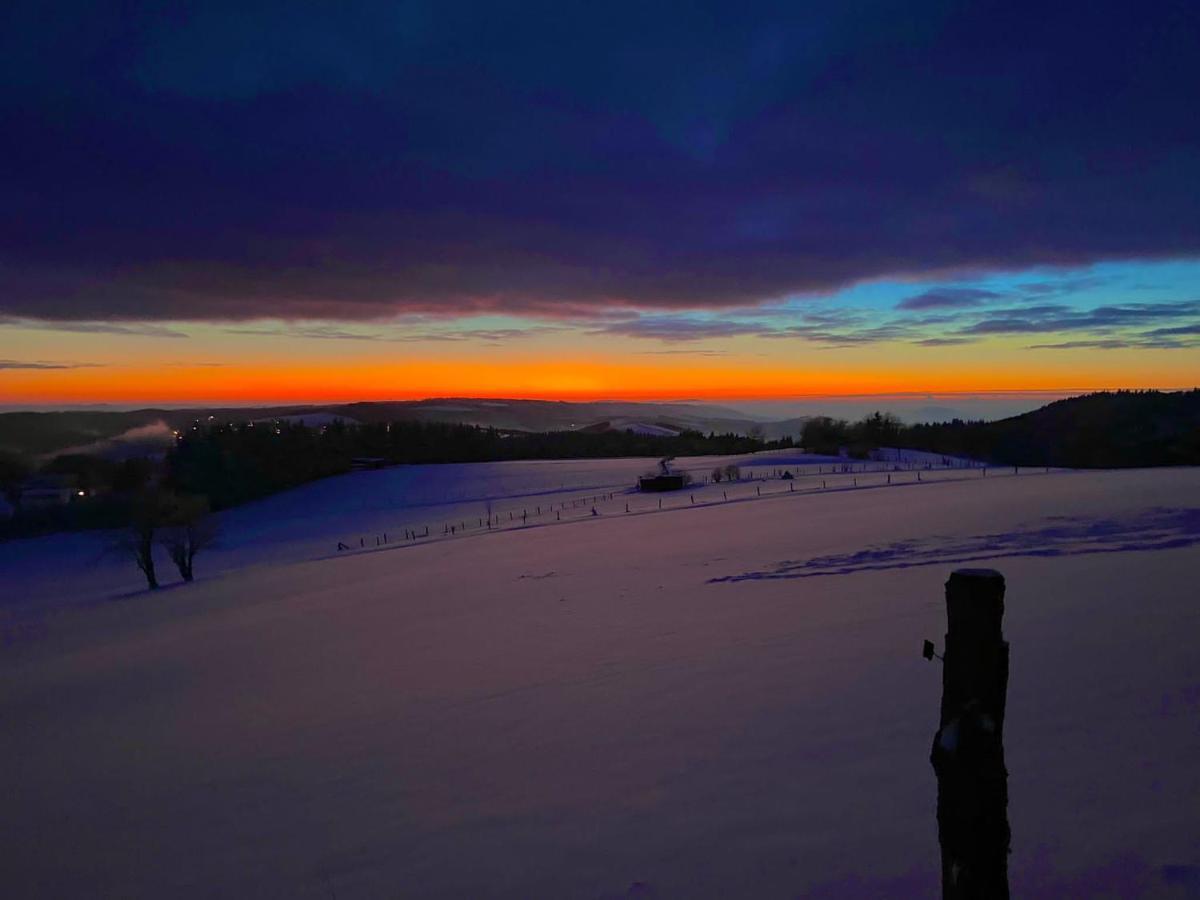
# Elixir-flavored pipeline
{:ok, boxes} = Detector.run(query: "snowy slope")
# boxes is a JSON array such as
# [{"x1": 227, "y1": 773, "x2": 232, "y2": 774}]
[
  {"x1": 1, "y1": 449, "x2": 852, "y2": 608},
  {"x1": 2, "y1": 467, "x2": 1199, "y2": 898}
]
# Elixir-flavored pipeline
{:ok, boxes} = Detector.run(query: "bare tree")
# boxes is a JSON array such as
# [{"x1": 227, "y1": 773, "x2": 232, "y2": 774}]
[
  {"x1": 159, "y1": 494, "x2": 217, "y2": 583},
  {"x1": 111, "y1": 490, "x2": 173, "y2": 590},
  {"x1": 711, "y1": 466, "x2": 724, "y2": 483},
  {"x1": 722, "y1": 464, "x2": 741, "y2": 482}
]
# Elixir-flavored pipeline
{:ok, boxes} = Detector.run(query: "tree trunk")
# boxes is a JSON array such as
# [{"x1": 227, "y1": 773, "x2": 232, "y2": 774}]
[{"x1": 139, "y1": 543, "x2": 159, "y2": 590}]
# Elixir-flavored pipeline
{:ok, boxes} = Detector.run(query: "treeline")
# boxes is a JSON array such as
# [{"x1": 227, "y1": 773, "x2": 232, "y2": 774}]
[
  {"x1": 896, "y1": 390, "x2": 1200, "y2": 467},
  {"x1": 800, "y1": 412, "x2": 906, "y2": 457},
  {"x1": 802, "y1": 391, "x2": 1200, "y2": 468},
  {"x1": 166, "y1": 420, "x2": 788, "y2": 510},
  {"x1": 0, "y1": 453, "x2": 163, "y2": 538}
]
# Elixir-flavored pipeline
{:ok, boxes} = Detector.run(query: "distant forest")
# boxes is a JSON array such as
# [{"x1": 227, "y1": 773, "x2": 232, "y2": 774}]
[
  {"x1": 166, "y1": 421, "x2": 786, "y2": 510},
  {"x1": 0, "y1": 421, "x2": 784, "y2": 535},
  {"x1": 4, "y1": 390, "x2": 1197, "y2": 538},
  {"x1": 802, "y1": 390, "x2": 1200, "y2": 468}
]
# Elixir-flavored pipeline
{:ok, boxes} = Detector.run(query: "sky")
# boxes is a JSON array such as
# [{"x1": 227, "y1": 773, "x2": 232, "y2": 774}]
[{"x1": 2, "y1": 0, "x2": 1199, "y2": 407}]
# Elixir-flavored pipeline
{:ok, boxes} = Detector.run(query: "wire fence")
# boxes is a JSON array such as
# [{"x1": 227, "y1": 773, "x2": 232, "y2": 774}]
[{"x1": 330, "y1": 461, "x2": 1057, "y2": 559}]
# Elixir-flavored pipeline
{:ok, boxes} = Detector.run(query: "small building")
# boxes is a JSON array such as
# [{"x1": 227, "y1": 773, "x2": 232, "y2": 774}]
[
  {"x1": 19, "y1": 475, "x2": 77, "y2": 510},
  {"x1": 638, "y1": 474, "x2": 686, "y2": 492},
  {"x1": 638, "y1": 455, "x2": 687, "y2": 492}
]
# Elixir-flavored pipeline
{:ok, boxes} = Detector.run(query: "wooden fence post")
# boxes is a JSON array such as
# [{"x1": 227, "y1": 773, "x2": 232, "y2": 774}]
[{"x1": 931, "y1": 568, "x2": 1011, "y2": 899}]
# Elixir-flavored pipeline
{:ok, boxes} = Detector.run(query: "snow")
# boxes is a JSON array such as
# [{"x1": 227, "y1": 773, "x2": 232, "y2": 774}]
[
  {"x1": 621, "y1": 422, "x2": 680, "y2": 437},
  {"x1": 0, "y1": 450, "x2": 882, "y2": 608},
  {"x1": 2, "y1": 464, "x2": 1199, "y2": 898}
]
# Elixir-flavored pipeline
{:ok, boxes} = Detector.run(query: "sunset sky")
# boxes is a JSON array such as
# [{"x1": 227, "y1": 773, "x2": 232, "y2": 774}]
[{"x1": 3, "y1": 1, "x2": 1198, "y2": 406}]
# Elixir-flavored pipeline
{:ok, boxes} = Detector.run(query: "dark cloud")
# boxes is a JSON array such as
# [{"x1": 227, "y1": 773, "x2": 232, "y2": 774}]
[
  {"x1": 896, "y1": 288, "x2": 1000, "y2": 311},
  {"x1": 1143, "y1": 323, "x2": 1200, "y2": 337},
  {"x1": 959, "y1": 300, "x2": 1200, "y2": 335},
  {"x1": 593, "y1": 318, "x2": 770, "y2": 342},
  {"x1": 223, "y1": 323, "x2": 561, "y2": 343},
  {"x1": 1025, "y1": 338, "x2": 1198, "y2": 350},
  {"x1": 1025, "y1": 339, "x2": 1135, "y2": 349},
  {"x1": 593, "y1": 311, "x2": 921, "y2": 346},
  {"x1": 768, "y1": 323, "x2": 915, "y2": 346},
  {"x1": 1, "y1": 1, "x2": 1198, "y2": 322},
  {"x1": 0, "y1": 359, "x2": 103, "y2": 369},
  {"x1": 0, "y1": 317, "x2": 188, "y2": 338},
  {"x1": 585, "y1": 298, "x2": 1200, "y2": 350},
  {"x1": 224, "y1": 326, "x2": 392, "y2": 341},
  {"x1": 636, "y1": 348, "x2": 731, "y2": 357},
  {"x1": 1014, "y1": 276, "x2": 1114, "y2": 298}
]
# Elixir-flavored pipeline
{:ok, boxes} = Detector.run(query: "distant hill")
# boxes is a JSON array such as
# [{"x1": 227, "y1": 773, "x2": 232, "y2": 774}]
[
  {"x1": 898, "y1": 390, "x2": 1200, "y2": 467},
  {"x1": 0, "y1": 398, "x2": 776, "y2": 459},
  {"x1": 10, "y1": 391, "x2": 1194, "y2": 468}
]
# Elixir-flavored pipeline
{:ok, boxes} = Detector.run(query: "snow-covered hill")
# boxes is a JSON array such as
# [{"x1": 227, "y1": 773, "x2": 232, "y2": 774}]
[{"x1": 2, "y1": 463, "x2": 1198, "y2": 898}]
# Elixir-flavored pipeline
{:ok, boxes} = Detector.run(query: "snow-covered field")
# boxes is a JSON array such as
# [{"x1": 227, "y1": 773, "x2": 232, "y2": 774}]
[
  {"x1": 2, "y1": 462, "x2": 1199, "y2": 898},
  {"x1": 0, "y1": 449, "x2": 870, "y2": 610}
]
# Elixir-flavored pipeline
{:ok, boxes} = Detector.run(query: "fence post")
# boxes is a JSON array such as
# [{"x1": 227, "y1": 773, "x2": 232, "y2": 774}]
[{"x1": 931, "y1": 568, "x2": 1010, "y2": 899}]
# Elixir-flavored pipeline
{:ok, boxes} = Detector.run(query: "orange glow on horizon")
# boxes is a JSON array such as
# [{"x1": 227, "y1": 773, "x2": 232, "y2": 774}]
[{"x1": 1, "y1": 356, "x2": 1190, "y2": 406}]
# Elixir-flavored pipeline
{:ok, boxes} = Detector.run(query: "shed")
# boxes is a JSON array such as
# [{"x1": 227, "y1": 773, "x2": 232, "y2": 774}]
[{"x1": 638, "y1": 474, "x2": 686, "y2": 492}]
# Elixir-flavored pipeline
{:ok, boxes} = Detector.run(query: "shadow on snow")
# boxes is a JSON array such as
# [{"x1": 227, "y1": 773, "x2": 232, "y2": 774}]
[{"x1": 710, "y1": 507, "x2": 1200, "y2": 582}]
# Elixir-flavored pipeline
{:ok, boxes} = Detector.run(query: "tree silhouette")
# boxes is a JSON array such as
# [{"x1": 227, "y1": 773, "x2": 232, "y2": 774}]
[
  {"x1": 111, "y1": 490, "x2": 175, "y2": 590},
  {"x1": 159, "y1": 494, "x2": 218, "y2": 582}
]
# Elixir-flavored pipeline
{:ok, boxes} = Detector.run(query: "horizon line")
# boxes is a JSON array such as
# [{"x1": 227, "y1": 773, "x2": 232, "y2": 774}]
[{"x1": 3, "y1": 386, "x2": 1197, "y2": 414}]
